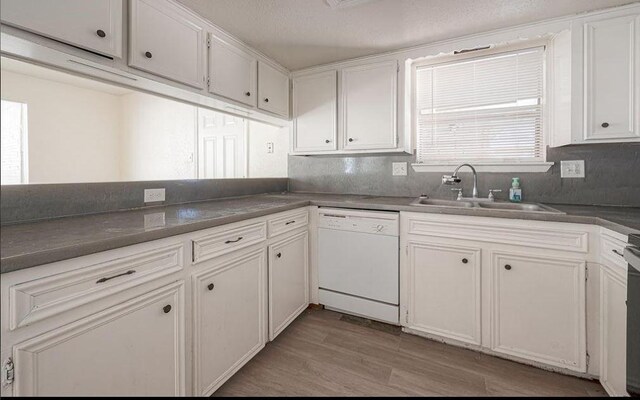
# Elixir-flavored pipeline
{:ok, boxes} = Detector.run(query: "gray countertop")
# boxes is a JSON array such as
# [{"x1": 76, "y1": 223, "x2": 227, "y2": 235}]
[{"x1": 2, "y1": 192, "x2": 639, "y2": 274}]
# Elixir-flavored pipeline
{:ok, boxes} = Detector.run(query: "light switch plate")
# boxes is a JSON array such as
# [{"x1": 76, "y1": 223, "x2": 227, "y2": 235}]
[
  {"x1": 144, "y1": 188, "x2": 166, "y2": 203},
  {"x1": 392, "y1": 162, "x2": 408, "y2": 176},
  {"x1": 560, "y1": 160, "x2": 585, "y2": 178}
]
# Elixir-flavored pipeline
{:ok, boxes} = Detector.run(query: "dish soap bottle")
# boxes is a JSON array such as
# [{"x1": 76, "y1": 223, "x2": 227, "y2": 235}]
[{"x1": 509, "y1": 177, "x2": 522, "y2": 203}]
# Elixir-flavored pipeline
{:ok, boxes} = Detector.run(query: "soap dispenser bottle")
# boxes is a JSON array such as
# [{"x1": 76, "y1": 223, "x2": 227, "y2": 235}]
[{"x1": 509, "y1": 177, "x2": 522, "y2": 203}]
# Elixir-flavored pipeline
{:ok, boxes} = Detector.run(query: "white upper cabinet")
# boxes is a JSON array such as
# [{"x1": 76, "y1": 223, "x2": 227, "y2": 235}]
[
  {"x1": 490, "y1": 252, "x2": 586, "y2": 372},
  {"x1": 341, "y1": 60, "x2": 398, "y2": 150},
  {"x1": 292, "y1": 70, "x2": 338, "y2": 152},
  {"x1": 258, "y1": 61, "x2": 290, "y2": 117},
  {"x1": 208, "y1": 34, "x2": 257, "y2": 107},
  {"x1": 0, "y1": 0, "x2": 123, "y2": 58},
  {"x1": 129, "y1": 0, "x2": 205, "y2": 89},
  {"x1": 584, "y1": 14, "x2": 640, "y2": 142}
]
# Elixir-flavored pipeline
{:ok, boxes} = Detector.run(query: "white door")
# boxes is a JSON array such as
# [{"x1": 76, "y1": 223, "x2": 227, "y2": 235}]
[
  {"x1": 341, "y1": 60, "x2": 397, "y2": 150},
  {"x1": 129, "y1": 0, "x2": 205, "y2": 88},
  {"x1": 12, "y1": 283, "x2": 185, "y2": 396},
  {"x1": 198, "y1": 109, "x2": 246, "y2": 179},
  {"x1": 584, "y1": 14, "x2": 640, "y2": 141},
  {"x1": 407, "y1": 241, "x2": 481, "y2": 345},
  {"x1": 258, "y1": 61, "x2": 289, "y2": 117},
  {"x1": 292, "y1": 70, "x2": 338, "y2": 152},
  {"x1": 208, "y1": 34, "x2": 257, "y2": 107},
  {"x1": 0, "y1": 0, "x2": 123, "y2": 58},
  {"x1": 192, "y1": 247, "x2": 266, "y2": 396},
  {"x1": 600, "y1": 266, "x2": 628, "y2": 396},
  {"x1": 490, "y1": 252, "x2": 586, "y2": 372},
  {"x1": 269, "y1": 231, "x2": 309, "y2": 340}
]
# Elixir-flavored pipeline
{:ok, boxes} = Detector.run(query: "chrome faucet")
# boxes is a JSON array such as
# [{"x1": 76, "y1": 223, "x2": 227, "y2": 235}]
[{"x1": 442, "y1": 163, "x2": 479, "y2": 198}]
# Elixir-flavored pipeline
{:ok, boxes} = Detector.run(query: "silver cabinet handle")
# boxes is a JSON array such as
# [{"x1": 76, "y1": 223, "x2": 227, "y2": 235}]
[
  {"x1": 285, "y1": 220, "x2": 296, "y2": 225},
  {"x1": 225, "y1": 236, "x2": 243, "y2": 244},
  {"x1": 96, "y1": 270, "x2": 136, "y2": 284},
  {"x1": 612, "y1": 249, "x2": 624, "y2": 257}
]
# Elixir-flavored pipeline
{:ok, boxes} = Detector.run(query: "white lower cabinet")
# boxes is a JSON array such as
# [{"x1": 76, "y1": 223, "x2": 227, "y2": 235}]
[
  {"x1": 12, "y1": 282, "x2": 185, "y2": 396},
  {"x1": 192, "y1": 246, "x2": 267, "y2": 396},
  {"x1": 406, "y1": 240, "x2": 481, "y2": 345},
  {"x1": 600, "y1": 265, "x2": 628, "y2": 396},
  {"x1": 490, "y1": 252, "x2": 587, "y2": 372},
  {"x1": 268, "y1": 230, "x2": 309, "y2": 340}
]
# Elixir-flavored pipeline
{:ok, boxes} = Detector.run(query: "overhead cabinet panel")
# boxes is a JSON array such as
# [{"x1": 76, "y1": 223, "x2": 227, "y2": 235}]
[
  {"x1": 208, "y1": 34, "x2": 257, "y2": 107},
  {"x1": 341, "y1": 60, "x2": 398, "y2": 150},
  {"x1": 258, "y1": 61, "x2": 290, "y2": 118},
  {"x1": 292, "y1": 70, "x2": 338, "y2": 152},
  {"x1": 129, "y1": 0, "x2": 205, "y2": 89},
  {"x1": 584, "y1": 14, "x2": 640, "y2": 141},
  {"x1": 0, "y1": 0, "x2": 123, "y2": 58}
]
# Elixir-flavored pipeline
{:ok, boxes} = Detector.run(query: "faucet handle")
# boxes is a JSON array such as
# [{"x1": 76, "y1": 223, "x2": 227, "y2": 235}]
[
  {"x1": 451, "y1": 188, "x2": 463, "y2": 200},
  {"x1": 488, "y1": 189, "x2": 503, "y2": 201}
]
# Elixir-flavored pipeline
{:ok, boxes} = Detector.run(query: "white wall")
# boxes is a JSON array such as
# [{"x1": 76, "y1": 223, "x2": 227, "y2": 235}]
[
  {"x1": 119, "y1": 92, "x2": 197, "y2": 181},
  {"x1": 247, "y1": 121, "x2": 288, "y2": 178},
  {"x1": 0, "y1": 69, "x2": 122, "y2": 183}
]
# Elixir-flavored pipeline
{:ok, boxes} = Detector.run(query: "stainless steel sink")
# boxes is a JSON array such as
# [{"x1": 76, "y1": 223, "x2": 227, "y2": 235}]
[
  {"x1": 410, "y1": 198, "x2": 476, "y2": 208},
  {"x1": 410, "y1": 197, "x2": 564, "y2": 214},
  {"x1": 476, "y1": 202, "x2": 562, "y2": 213}
]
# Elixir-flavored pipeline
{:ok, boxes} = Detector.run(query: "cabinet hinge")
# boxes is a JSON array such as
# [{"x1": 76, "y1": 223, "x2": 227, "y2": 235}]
[
  {"x1": 405, "y1": 309, "x2": 409, "y2": 324},
  {"x1": 586, "y1": 352, "x2": 590, "y2": 369},
  {"x1": 2, "y1": 358, "x2": 14, "y2": 387},
  {"x1": 206, "y1": 77, "x2": 210, "y2": 88},
  {"x1": 206, "y1": 38, "x2": 211, "y2": 48},
  {"x1": 191, "y1": 241, "x2": 196, "y2": 263},
  {"x1": 585, "y1": 268, "x2": 589, "y2": 281}
]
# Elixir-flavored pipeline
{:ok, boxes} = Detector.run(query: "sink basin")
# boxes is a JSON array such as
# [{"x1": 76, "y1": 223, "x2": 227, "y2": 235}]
[
  {"x1": 476, "y1": 202, "x2": 563, "y2": 213},
  {"x1": 410, "y1": 198, "x2": 475, "y2": 208},
  {"x1": 410, "y1": 197, "x2": 564, "y2": 214}
]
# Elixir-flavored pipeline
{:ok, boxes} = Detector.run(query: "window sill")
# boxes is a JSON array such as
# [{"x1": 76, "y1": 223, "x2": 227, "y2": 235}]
[{"x1": 411, "y1": 162, "x2": 554, "y2": 173}]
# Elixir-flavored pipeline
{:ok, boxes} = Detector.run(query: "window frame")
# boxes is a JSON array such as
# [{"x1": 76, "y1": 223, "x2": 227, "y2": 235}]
[
  {"x1": 0, "y1": 99, "x2": 29, "y2": 184},
  {"x1": 410, "y1": 39, "x2": 554, "y2": 173}
]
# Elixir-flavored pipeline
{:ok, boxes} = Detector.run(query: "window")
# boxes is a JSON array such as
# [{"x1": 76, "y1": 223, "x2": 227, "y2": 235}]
[
  {"x1": 414, "y1": 46, "x2": 550, "y2": 171},
  {"x1": 1, "y1": 100, "x2": 28, "y2": 184}
]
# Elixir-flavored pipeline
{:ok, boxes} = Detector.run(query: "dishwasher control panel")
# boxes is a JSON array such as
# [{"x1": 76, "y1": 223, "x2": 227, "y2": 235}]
[{"x1": 318, "y1": 208, "x2": 399, "y2": 236}]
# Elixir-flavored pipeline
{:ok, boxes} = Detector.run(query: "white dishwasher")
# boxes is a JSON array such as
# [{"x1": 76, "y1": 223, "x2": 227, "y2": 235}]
[{"x1": 318, "y1": 208, "x2": 399, "y2": 324}]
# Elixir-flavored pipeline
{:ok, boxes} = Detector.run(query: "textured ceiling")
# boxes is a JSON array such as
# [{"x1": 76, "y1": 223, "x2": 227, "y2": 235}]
[{"x1": 177, "y1": 0, "x2": 637, "y2": 70}]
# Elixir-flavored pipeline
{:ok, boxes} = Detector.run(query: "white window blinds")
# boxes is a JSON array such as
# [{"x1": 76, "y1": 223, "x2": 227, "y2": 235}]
[{"x1": 415, "y1": 47, "x2": 545, "y2": 163}]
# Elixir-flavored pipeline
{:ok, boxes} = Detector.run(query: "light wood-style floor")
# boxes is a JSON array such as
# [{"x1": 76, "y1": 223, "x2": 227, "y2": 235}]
[{"x1": 215, "y1": 308, "x2": 606, "y2": 397}]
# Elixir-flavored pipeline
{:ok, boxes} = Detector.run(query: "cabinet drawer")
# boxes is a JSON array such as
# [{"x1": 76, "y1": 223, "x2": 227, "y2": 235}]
[
  {"x1": 601, "y1": 230, "x2": 628, "y2": 273},
  {"x1": 9, "y1": 243, "x2": 184, "y2": 330},
  {"x1": 192, "y1": 222, "x2": 266, "y2": 264},
  {"x1": 268, "y1": 209, "x2": 309, "y2": 238}
]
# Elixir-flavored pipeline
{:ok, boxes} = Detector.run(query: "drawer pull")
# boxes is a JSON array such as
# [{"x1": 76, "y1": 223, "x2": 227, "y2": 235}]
[
  {"x1": 163, "y1": 305, "x2": 172, "y2": 314},
  {"x1": 504, "y1": 264, "x2": 512, "y2": 270},
  {"x1": 462, "y1": 258, "x2": 468, "y2": 264},
  {"x1": 96, "y1": 29, "x2": 106, "y2": 38},
  {"x1": 145, "y1": 51, "x2": 153, "y2": 59},
  {"x1": 207, "y1": 283, "x2": 215, "y2": 291},
  {"x1": 96, "y1": 270, "x2": 136, "y2": 284},
  {"x1": 276, "y1": 252, "x2": 282, "y2": 258},
  {"x1": 612, "y1": 249, "x2": 624, "y2": 257},
  {"x1": 601, "y1": 122, "x2": 609, "y2": 128},
  {"x1": 225, "y1": 236, "x2": 244, "y2": 244},
  {"x1": 285, "y1": 220, "x2": 296, "y2": 225}
]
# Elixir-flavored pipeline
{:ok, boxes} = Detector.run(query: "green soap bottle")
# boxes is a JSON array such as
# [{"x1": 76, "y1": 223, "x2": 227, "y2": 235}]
[{"x1": 509, "y1": 177, "x2": 522, "y2": 203}]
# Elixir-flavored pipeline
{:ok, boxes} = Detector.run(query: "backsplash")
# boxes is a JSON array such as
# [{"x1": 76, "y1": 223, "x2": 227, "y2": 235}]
[
  {"x1": 0, "y1": 178, "x2": 288, "y2": 224},
  {"x1": 289, "y1": 143, "x2": 640, "y2": 207}
]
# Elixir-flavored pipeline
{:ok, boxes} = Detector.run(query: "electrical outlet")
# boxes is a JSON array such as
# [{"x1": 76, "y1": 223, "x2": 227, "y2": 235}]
[
  {"x1": 144, "y1": 212, "x2": 166, "y2": 228},
  {"x1": 267, "y1": 142, "x2": 274, "y2": 153},
  {"x1": 560, "y1": 160, "x2": 585, "y2": 178},
  {"x1": 392, "y1": 162, "x2": 408, "y2": 176},
  {"x1": 144, "y1": 188, "x2": 166, "y2": 203}
]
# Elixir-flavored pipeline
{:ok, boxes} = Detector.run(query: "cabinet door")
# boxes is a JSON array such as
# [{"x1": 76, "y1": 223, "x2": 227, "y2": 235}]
[
  {"x1": 13, "y1": 282, "x2": 185, "y2": 396},
  {"x1": 192, "y1": 247, "x2": 266, "y2": 396},
  {"x1": 258, "y1": 61, "x2": 290, "y2": 117},
  {"x1": 600, "y1": 266, "x2": 628, "y2": 396},
  {"x1": 292, "y1": 71, "x2": 338, "y2": 152},
  {"x1": 341, "y1": 60, "x2": 397, "y2": 150},
  {"x1": 490, "y1": 252, "x2": 586, "y2": 372},
  {"x1": 269, "y1": 231, "x2": 309, "y2": 340},
  {"x1": 129, "y1": 0, "x2": 205, "y2": 89},
  {"x1": 407, "y1": 241, "x2": 481, "y2": 345},
  {"x1": 584, "y1": 14, "x2": 640, "y2": 141},
  {"x1": 0, "y1": 0, "x2": 123, "y2": 58},
  {"x1": 208, "y1": 34, "x2": 257, "y2": 107}
]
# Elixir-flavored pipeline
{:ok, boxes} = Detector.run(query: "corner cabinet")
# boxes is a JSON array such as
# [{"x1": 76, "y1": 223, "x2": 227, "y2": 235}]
[
  {"x1": 207, "y1": 34, "x2": 257, "y2": 107},
  {"x1": 129, "y1": 0, "x2": 206, "y2": 89},
  {"x1": 0, "y1": 0, "x2": 123, "y2": 58},
  {"x1": 258, "y1": 61, "x2": 290, "y2": 118},
  {"x1": 13, "y1": 282, "x2": 185, "y2": 396},
  {"x1": 292, "y1": 70, "x2": 338, "y2": 152}
]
